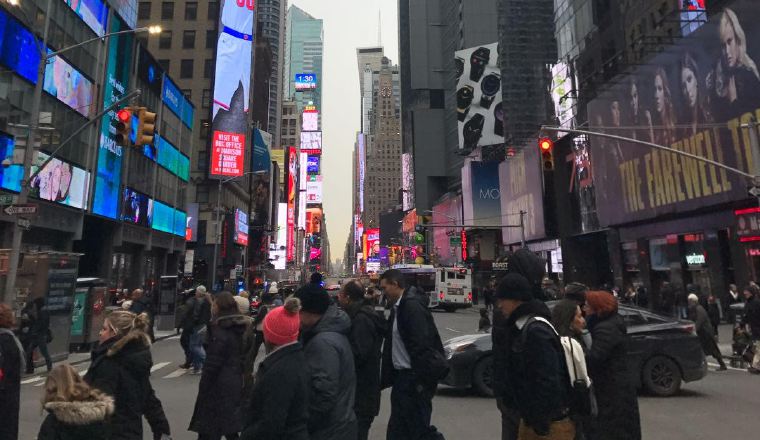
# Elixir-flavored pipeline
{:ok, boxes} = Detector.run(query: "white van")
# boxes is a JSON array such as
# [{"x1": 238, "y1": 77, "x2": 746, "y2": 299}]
[
  {"x1": 435, "y1": 267, "x2": 473, "y2": 312},
  {"x1": 391, "y1": 264, "x2": 439, "y2": 308}
]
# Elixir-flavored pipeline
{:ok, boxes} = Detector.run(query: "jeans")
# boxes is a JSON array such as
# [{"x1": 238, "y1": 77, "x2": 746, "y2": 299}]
[
  {"x1": 190, "y1": 327, "x2": 206, "y2": 371},
  {"x1": 180, "y1": 328, "x2": 192, "y2": 364},
  {"x1": 25, "y1": 334, "x2": 52, "y2": 373},
  {"x1": 517, "y1": 418, "x2": 575, "y2": 440},
  {"x1": 386, "y1": 370, "x2": 434, "y2": 440},
  {"x1": 357, "y1": 415, "x2": 374, "y2": 440}
]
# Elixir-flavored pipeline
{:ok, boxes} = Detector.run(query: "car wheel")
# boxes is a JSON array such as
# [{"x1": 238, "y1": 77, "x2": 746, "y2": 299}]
[
  {"x1": 642, "y1": 356, "x2": 682, "y2": 397},
  {"x1": 472, "y1": 356, "x2": 494, "y2": 397}
]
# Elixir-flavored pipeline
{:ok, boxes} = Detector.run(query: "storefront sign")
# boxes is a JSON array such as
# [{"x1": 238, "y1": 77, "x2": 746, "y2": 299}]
[
  {"x1": 492, "y1": 262, "x2": 509, "y2": 271},
  {"x1": 685, "y1": 253, "x2": 706, "y2": 265},
  {"x1": 735, "y1": 207, "x2": 760, "y2": 240}
]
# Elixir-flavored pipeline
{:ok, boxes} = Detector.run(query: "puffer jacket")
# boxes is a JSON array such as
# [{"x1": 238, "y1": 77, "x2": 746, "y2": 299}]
[
  {"x1": 301, "y1": 304, "x2": 357, "y2": 440},
  {"x1": 37, "y1": 394, "x2": 115, "y2": 440},
  {"x1": 84, "y1": 331, "x2": 170, "y2": 440}
]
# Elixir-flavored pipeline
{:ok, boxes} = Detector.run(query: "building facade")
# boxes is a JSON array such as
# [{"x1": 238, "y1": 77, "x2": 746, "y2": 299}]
[
  {"x1": 257, "y1": 0, "x2": 288, "y2": 149},
  {"x1": 283, "y1": 5, "x2": 323, "y2": 116}
]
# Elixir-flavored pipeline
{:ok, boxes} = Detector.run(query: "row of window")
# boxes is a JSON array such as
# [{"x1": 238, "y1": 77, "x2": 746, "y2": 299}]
[
  {"x1": 158, "y1": 29, "x2": 217, "y2": 50},
  {"x1": 138, "y1": 2, "x2": 219, "y2": 21},
  {"x1": 156, "y1": 58, "x2": 214, "y2": 80}
]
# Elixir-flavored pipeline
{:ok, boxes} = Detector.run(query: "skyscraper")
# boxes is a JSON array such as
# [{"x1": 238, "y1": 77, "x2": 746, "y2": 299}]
[
  {"x1": 258, "y1": 0, "x2": 289, "y2": 148},
  {"x1": 284, "y1": 5, "x2": 324, "y2": 117}
]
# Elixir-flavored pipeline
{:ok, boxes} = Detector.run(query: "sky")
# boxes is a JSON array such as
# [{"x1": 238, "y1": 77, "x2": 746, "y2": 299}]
[{"x1": 289, "y1": 0, "x2": 399, "y2": 268}]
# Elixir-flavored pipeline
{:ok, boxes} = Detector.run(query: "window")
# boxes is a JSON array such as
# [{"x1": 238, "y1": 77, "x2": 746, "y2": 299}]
[
  {"x1": 197, "y1": 186, "x2": 209, "y2": 204},
  {"x1": 158, "y1": 31, "x2": 172, "y2": 49},
  {"x1": 158, "y1": 59, "x2": 170, "y2": 71},
  {"x1": 181, "y1": 89, "x2": 192, "y2": 100},
  {"x1": 161, "y1": 2, "x2": 174, "y2": 19},
  {"x1": 180, "y1": 59, "x2": 194, "y2": 78},
  {"x1": 207, "y1": 2, "x2": 219, "y2": 20},
  {"x1": 204, "y1": 59, "x2": 213, "y2": 78},
  {"x1": 185, "y1": 2, "x2": 197, "y2": 20},
  {"x1": 202, "y1": 89, "x2": 211, "y2": 108},
  {"x1": 200, "y1": 120, "x2": 210, "y2": 138},
  {"x1": 197, "y1": 220, "x2": 207, "y2": 242},
  {"x1": 182, "y1": 30, "x2": 196, "y2": 49},
  {"x1": 197, "y1": 151, "x2": 208, "y2": 171},
  {"x1": 138, "y1": 2, "x2": 151, "y2": 20},
  {"x1": 206, "y1": 30, "x2": 215, "y2": 49}
]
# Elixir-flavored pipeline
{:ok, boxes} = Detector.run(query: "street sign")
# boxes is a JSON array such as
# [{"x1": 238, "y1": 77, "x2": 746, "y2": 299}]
[
  {"x1": 749, "y1": 186, "x2": 760, "y2": 198},
  {"x1": 17, "y1": 217, "x2": 31, "y2": 229},
  {"x1": 449, "y1": 236, "x2": 462, "y2": 246},
  {"x1": 0, "y1": 194, "x2": 15, "y2": 205},
  {"x1": 4, "y1": 204, "x2": 38, "y2": 216}
]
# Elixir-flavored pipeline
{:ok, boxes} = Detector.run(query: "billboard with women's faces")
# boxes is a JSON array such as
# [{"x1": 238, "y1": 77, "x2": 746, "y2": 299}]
[{"x1": 587, "y1": 0, "x2": 760, "y2": 226}]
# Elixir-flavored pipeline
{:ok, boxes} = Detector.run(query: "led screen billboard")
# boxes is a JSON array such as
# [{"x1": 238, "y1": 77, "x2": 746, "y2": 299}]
[
  {"x1": 357, "y1": 133, "x2": 365, "y2": 213},
  {"x1": 43, "y1": 51, "x2": 95, "y2": 118},
  {"x1": 122, "y1": 188, "x2": 151, "y2": 226},
  {"x1": 0, "y1": 131, "x2": 22, "y2": 192},
  {"x1": 306, "y1": 176, "x2": 322, "y2": 204},
  {"x1": 0, "y1": 9, "x2": 42, "y2": 84},
  {"x1": 307, "y1": 155, "x2": 319, "y2": 174},
  {"x1": 402, "y1": 152, "x2": 414, "y2": 211},
  {"x1": 455, "y1": 42, "x2": 503, "y2": 149},
  {"x1": 302, "y1": 110, "x2": 319, "y2": 131},
  {"x1": 295, "y1": 73, "x2": 317, "y2": 91},
  {"x1": 286, "y1": 147, "x2": 297, "y2": 261},
  {"x1": 234, "y1": 209, "x2": 249, "y2": 245},
  {"x1": 64, "y1": 0, "x2": 108, "y2": 37},
  {"x1": 366, "y1": 228, "x2": 380, "y2": 258},
  {"x1": 186, "y1": 203, "x2": 199, "y2": 241},
  {"x1": 210, "y1": 0, "x2": 254, "y2": 178},
  {"x1": 306, "y1": 207, "x2": 322, "y2": 235},
  {"x1": 272, "y1": 202, "x2": 288, "y2": 269},
  {"x1": 174, "y1": 210, "x2": 187, "y2": 238},
  {"x1": 29, "y1": 153, "x2": 90, "y2": 209},
  {"x1": 138, "y1": 45, "x2": 164, "y2": 94},
  {"x1": 151, "y1": 200, "x2": 174, "y2": 234},
  {"x1": 300, "y1": 131, "x2": 322, "y2": 154},
  {"x1": 156, "y1": 135, "x2": 189, "y2": 181},
  {"x1": 93, "y1": 15, "x2": 133, "y2": 218}
]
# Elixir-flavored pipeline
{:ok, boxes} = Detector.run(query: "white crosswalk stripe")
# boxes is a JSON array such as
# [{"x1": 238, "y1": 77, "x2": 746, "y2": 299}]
[
  {"x1": 151, "y1": 362, "x2": 171, "y2": 373},
  {"x1": 162, "y1": 368, "x2": 189, "y2": 379},
  {"x1": 21, "y1": 376, "x2": 44, "y2": 385}
]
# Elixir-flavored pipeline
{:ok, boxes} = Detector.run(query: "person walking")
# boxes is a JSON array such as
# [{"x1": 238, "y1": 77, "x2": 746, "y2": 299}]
[
  {"x1": 687, "y1": 294, "x2": 727, "y2": 370},
  {"x1": 380, "y1": 269, "x2": 448, "y2": 440},
  {"x1": 19, "y1": 297, "x2": 52, "y2": 374},
  {"x1": 705, "y1": 293, "x2": 722, "y2": 337},
  {"x1": 494, "y1": 273, "x2": 575, "y2": 440},
  {"x1": 178, "y1": 291, "x2": 198, "y2": 369},
  {"x1": 241, "y1": 297, "x2": 310, "y2": 440},
  {"x1": 128, "y1": 289, "x2": 155, "y2": 342},
  {"x1": 37, "y1": 364, "x2": 115, "y2": 440},
  {"x1": 742, "y1": 284, "x2": 760, "y2": 374},
  {"x1": 584, "y1": 291, "x2": 641, "y2": 440},
  {"x1": 727, "y1": 284, "x2": 742, "y2": 323},
  {"x1": 295, "y1": 282, "x2": 357, "y2": 440},
  {"x1": 190, "y1": 286, "x2": 212, "y2": 374},
  {"x1": 189, "y1": 292, "x2": 249, "y2": 440},
  {"x1": 0, "y1": 303, "x2": 24, "y2": 440},
  {"x1": 84, "y1": 310, "x2": 171, "y2": 440},
  {"x1": 337, "y1": 281, "x2": 386, "y2": 440}
]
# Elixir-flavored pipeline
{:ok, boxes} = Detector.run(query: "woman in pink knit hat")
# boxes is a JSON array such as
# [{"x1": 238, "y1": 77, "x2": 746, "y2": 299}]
[{"x1": 241, "y1": 297, "x2": 310, "y2": 440}]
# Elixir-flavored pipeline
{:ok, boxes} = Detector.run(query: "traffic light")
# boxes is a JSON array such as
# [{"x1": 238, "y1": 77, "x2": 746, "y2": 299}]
[
  {"x1": 539, "y1": 137, "x2": 554, "y2": 170},
  {"x1": 133, "y1": 107, "x2": 157, "y2": 147},
  {"x1": 114, "y1": 107, "x2": 133, "y2": 146}
]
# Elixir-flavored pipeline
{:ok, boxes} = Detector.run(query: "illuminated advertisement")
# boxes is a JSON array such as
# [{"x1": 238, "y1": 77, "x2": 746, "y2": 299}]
[
  {"x1": 299, "y1": 153, "x2": 308, "y2": 191},
  {"x1": 151, "y1": 200, "x2": 174, "y2": 234},
  {"x1": 0, "y1": 131, "x2": 22, "y2": 191},
  {"x1": 93, "y1": 15, "x2": 133, "y2": 219},
  {"x1": 306, "y1": 175, "x2": 322, "y2": 204},
  {"x1": 295, "y1": 73, "x2": 318, "y2": 91},
  {"x1": 462, "y1": 161, "x2": 501, "y2": 228},
  {"x1": 357, "y1": 133, "x2": 365, "y2": 212},
  {"x1": 549, "y1": 62, "x2": 575, "y2": 129},
  {"x1": 499, "y1": 148, "x2": 545, "y2": 244},
  {"x1": 0, "y1": 8, "x2": 42, "y2": 83},
  {"x1": 122, "y1": 188, "x2": 150, "y2": 226},
  {"x1": 138, "y1": 45, "x2": 164, "y2": 94},
  {"x1": 43, "y1": 51, "x2": 95, "y2": 118},
  {"x1": 401, "y1": 152, "x2": 414, "y2": 211},
  {"x1": 307, "y1": 155, "x2": 320, "y2": 174},
  {"x1": 252, "y1": 128, "x2": 272, "y2": 173},
  {"x1": 186, "y1": 203, "x2": 199, "y2": 241},
  {"x1": 174, "y1": 209, "x2": 186, "y2": 238},
  {"x1": 303, "y1": 110, "x2": 319, "y2": 131},
  {"x1": 234, "y1": 208, "x2": 249, "y2": 245},
  {"x1": 455, "y1": 42, "x2": 503, "y2": 149},
  {"x1": 300, "y1": 131, "x2": 322, "y2": 154},
  {"x1": 366, "y1": 228, "x2": 380, "y2": 258},
  {"x1": 156, "y1": 135, "x2": 189, "y2": 181},
  {"x1": 112, "y1": 0, "x2": 137, "y2": 29},
  {"x1": 286, "y1": 147, "x2": 297, "y2": 262},
  {"x1": 354, "y1": 214, "x2": 363, "y2": 246},
  {"x1": 162, "y1": 77, "x2": 194, "y2": 129},
  {"x1": 271, "y1": 203, "x2": 288, "y2": 269},
  {"x1": 64, "y1": 0, "x2": 108, "y2": 37},
  {"x1": 210, "y1": 0, "x2": 254, "y2": 178},
  {"x1": 298, "y1": 190, "x2": 307, "y2": 230},
  {"x1": 306, "y1": 208, "x2": 322, "y2": 235},
  {"x1": 30, "y1": 153, "x2": 90, "y2": 209},
  {"x1": 432, "y1": 195, "x2": 463, "y2": 266},
  {"x1": 587, "y1": 1, "x2": 760, "y2": 227}
]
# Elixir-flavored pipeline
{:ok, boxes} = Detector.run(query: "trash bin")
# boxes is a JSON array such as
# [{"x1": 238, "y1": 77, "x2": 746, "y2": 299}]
[{"x1": 70, "y1": 278, "x2": 109, "y2": 352}]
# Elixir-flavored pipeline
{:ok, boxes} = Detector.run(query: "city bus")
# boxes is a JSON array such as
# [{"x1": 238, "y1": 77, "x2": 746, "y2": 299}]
[
  {"x1": 390, "y1": 264, "x2": 439, "y2": 308},
  {"x1": 435, "y1": 267, "x2": 473, "y2": 312}
]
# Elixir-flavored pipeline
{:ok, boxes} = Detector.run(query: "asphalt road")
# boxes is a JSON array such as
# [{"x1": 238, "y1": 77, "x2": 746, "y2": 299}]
[{"x1": 17, "y1": 306, "x2": 759, "y2": 439}]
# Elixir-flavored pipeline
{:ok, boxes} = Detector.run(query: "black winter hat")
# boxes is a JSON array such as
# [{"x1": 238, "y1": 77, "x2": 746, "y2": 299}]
[
  {"x1": 494, "y1": 273, "x2": 534, "y2": 302},
  {"x1": 506, "y1": 249, "x2": 546, "y2": 289},
  {"x1": 310, "y1": 272, "x2": 323, "y2": 284},
  {"x1": 294, "y1": 283, "x2": 331, "y2": 314}
]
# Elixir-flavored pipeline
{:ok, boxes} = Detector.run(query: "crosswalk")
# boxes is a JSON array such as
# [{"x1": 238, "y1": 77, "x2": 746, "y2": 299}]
[{"x1": 21, "y1": 361, "x2": 200, "y2": 387}]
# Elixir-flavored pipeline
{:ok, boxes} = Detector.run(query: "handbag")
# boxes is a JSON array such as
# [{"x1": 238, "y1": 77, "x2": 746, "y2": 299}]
[{"x1": 565, "y1": 338, "x2": 597, "y2": 418}]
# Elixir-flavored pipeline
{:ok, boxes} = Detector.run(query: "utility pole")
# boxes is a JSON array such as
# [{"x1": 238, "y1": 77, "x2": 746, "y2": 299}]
[{"x1": 519, "y1": 210, "x2": 526, "y2": 247}]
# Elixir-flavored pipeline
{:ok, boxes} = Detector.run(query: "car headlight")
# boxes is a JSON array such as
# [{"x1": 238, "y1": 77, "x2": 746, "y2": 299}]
[{"x1": 444, "y1": 342, "x2": 474, "y2": 359}]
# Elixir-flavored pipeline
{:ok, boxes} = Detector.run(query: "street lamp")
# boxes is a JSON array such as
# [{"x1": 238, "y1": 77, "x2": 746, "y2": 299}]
[{"x1": 1, "y1": 0, "x2": 163, "y2": 302}]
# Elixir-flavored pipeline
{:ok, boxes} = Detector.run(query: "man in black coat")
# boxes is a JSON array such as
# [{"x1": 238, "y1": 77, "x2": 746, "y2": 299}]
[
  {"x1": 20, "y1": 297, "x2": 52, "y2": 374},
  {"x1": 494, "y1": 273, "x2": 574, "y2": 439},
  {"x1": 1, "y1": 304, "x2": 24, "y2": 440},
  {"x1": 338, "y1": 280, "x2": 386, "y2": 440},
  {"x1": 743, "y1": 285, "x2": 760, "y2": 373},
  {"x1": 380, "y1": 269, "x2": 448, "y2": 440}
]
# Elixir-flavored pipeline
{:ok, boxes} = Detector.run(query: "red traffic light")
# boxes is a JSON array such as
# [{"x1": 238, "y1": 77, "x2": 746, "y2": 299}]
[
  {"x1": 116, "y1": 108, "x2": 131, "y2": 123},
  {"x1": 539, "y1": 137, "x2": 553, "y2": 151}
]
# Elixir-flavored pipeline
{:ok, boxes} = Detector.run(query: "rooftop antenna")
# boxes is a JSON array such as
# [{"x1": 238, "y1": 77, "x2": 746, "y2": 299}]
[{"x1": 378, "y1": 10, "x2": 382, "y2": 46}]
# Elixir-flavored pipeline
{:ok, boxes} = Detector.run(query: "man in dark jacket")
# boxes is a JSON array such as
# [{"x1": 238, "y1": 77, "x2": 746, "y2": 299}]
[
  {"x1": 189, "y1": 286, "x2": 212, "y2": 374},
  {"x1": 338, "y1": 280, "x2": 386, "y2": 440},
  {"x1": 495, "y1": 273, "x2": 574, "y2": 439},
  {"x1": 743, "y1": 285, "x2": 760, "y2": 373},
  {"x1": 178, "y1": 291, "x2": 197, "y2": 369},
  {"x1": 20, "y1": 297, "x2": 52, "y2": 374},
  {"x1": 296, "y1": 284, "x2": 357, "y2": 440},
  {"x1": 380, "y1": 269, "x2": 448, "y2": 440},
  {"x1": 687, "y1": 294, "x2": 727, "y2": 370}
]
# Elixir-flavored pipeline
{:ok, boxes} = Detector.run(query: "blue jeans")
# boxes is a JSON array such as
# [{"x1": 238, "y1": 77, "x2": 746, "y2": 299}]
[{"x1": 190, "y1": 327, "x2": 206, "y2": 371}]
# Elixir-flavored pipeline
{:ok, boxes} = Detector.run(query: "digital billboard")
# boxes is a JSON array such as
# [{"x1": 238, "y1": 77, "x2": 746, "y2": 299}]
[
  {"x1": 306, "y1": 207, "x2": 322, "y2": 235},
  {"x1": 0, "y1": 9, "x2": 42, "y2": 84},
  {"x1": 587, "y1": 0, "x2": 760, "y2": 227},
  {"x1": 286, "y1": 147, "x2": 297, "y2": 262},
  {"x1": 462, "y1": 161, "x2": 501, "y2": 229},
  {"x1": 307, "y1": 155, "x2": 320, "y2": 174},
  {"x1": 402, "y1": 152, "x2": 414, "y2": 211},
  {"x1": 174, "y1": 209, "x2": 187, "y2": 238},
  {"x1": 186, "y1": 203, "x2": 199, "y2": 241},
  {"x1": 234, "y1": 208, "x2": 249, "y2": 245},
  {"x1": 0, "y1": 131, "x2": 22, "y2": 192},
  {"x1": 151, "y1": 200, "x2": 174, "y2": 234},
  {"x1": 300, "y1": 131, "x2": 322, "y2": 154},
  {"x1": 43, "y1": 51, "x2": 95, "y2": 118},
  {"x1": 156, "y1": 135, "x2": 189, "y2": 181},
  {"x1": 64, "y1": 0, "x2": 108, "y2": 37},
  {"x1": 92, "y1": 15, "x2": 133, "y2": 218},
  {"x1": 366, "y1": 228, "x2": 380, "y2": 258},
  {"x1": 138, "y1": 45, "x2": 164, "y2": 94},
  {"x1": 357, "y1": 133, "x2": 365, "y2": 213},
  {"x1": 499, "y1": 147, "x2": 545, "y2": 244},
  {"x1": 455, "y1": 42, "x2": 503, "y2": 149},
  {"x1": 252, "y1": 128, "x2": 272, "y2": 173},
  {"x1": 272, "y1": 202, "x2": 288, "y2": 269},
  {"x1": 295, "y1": 73, "x2": 317, "y2": 91},
  {"x1": 306, "y1": 175, "x2": 322, "y2": 204},
  {"x1": 303, "y1": 110, "x2": 319, "y2": 131},
  {"x1": 122, "y1": 188, "x2": 151, "y2": 226},
  {"x1": 29, "y1": 153, "x2": 90, "y2": 209},
  {"x1": 210, "y1": 0, "x2": 254, "y2": 178}
]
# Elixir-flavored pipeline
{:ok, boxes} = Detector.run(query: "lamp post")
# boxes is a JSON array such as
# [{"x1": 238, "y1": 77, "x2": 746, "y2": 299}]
[{"x1": 1, "y1": 0, "x2": 162, "y2": 302}]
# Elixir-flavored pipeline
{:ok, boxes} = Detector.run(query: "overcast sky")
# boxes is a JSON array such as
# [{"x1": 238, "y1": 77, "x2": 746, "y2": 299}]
[{"x1": 289, "y1": 0, "x2": 399, "y2": 267}]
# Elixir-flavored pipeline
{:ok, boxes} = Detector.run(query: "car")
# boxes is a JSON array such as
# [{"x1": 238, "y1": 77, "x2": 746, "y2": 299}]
[{"x1": 442, "y1": 302, "x2": 707, "y2": 397}]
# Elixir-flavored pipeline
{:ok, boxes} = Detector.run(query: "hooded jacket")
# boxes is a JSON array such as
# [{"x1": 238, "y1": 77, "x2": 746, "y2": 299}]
[
  {"x1": 189, "y1": 314, "x2": 250, "y2": 436},
  {"x1": 84, "y1": 331, "x2": 170, "y2": 440},
  {"x1": 301, "y1": 304, "x2": 357, "y2": 440},
  {"x1": 37, "y1": 394, "x2": 115, "y2": 440},
  {"x1": 345, "y1": 300, "x2": 386, "y2": 418}
]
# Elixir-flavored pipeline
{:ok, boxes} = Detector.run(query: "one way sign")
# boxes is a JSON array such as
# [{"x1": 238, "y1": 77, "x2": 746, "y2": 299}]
[{"x1": 3, "y1": 204, "x2": 38, "y2": 216}]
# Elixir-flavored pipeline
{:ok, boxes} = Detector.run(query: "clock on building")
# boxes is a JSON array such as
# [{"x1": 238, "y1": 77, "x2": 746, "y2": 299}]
[{"x1": 381, "y1": 86, "x2": 392, "y2": 98}]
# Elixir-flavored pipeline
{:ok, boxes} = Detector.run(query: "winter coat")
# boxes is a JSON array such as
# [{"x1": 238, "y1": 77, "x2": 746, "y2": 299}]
[
  {"x1": 84, "y1": 331, "x2": 170, "y2": 440},
  {"x1": 0, "y1": 330, "x2": 22, "y2": 440},
  {"x1": 688, "y1": 304, "x2": 721, "y2": 358},
  {"x1": 586, "y1": 313, "x2": 642, "y2": 440},
  {"x1": 504, "y1": 300, "x2": 570, "y2": 434},
  {"x1": 240, "y1": 342, "x2": 310, "y2": 440},
  {"x1": 381, "y1": 286, "x2": 448, "y2": 390},
  {"x1": 178, "y1": 296, "x2": 197, "y2": 331},
  {"x1": 189, "y1": 314, "x2": 249, "y2": 436},
  {"x1": 301, "y1": 304, "x2": 358, "y2": 440},
  {"x1": 19, "y1": 303, "x2": 50, "y2": 344},
  {"x1": 744, "y1": 296, "x2": 760, "y2": 340},
  {"x1": 345, "y1": 300, "x2": 386, "y2": 418},
  {"x1": 37, "y1": 394, "x2": 115, "y2": 440}
]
